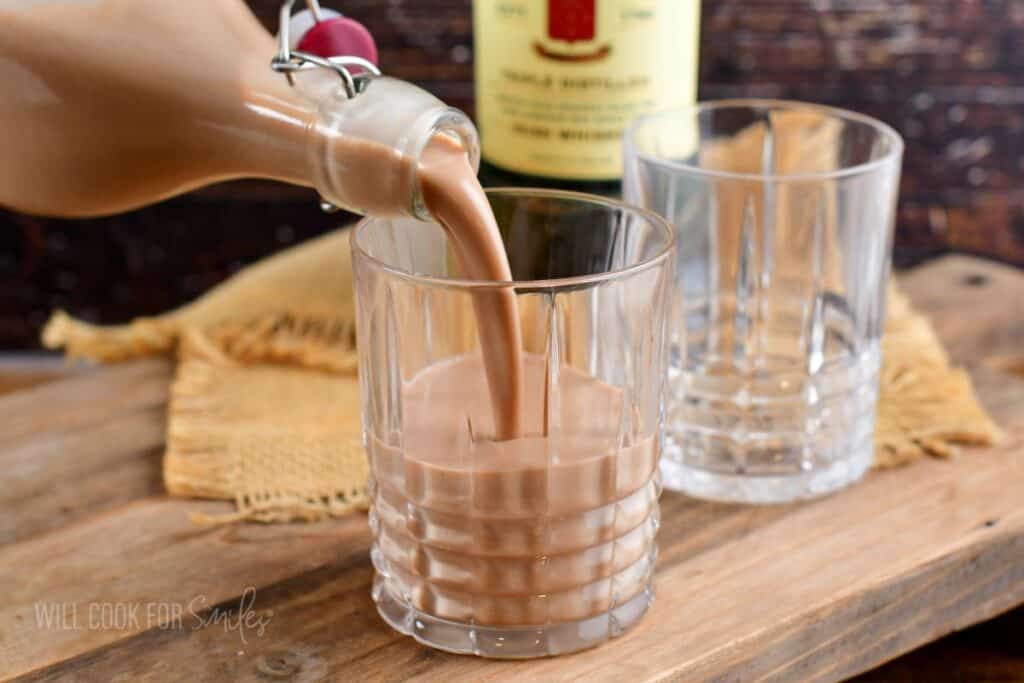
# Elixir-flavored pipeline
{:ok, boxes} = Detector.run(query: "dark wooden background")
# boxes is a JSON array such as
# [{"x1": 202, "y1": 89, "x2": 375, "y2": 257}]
[{"x1": 2, "y1": 0, "x2": 1023, "y2": 349}]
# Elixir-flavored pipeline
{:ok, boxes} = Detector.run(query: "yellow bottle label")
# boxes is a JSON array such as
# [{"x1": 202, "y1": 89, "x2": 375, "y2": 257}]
[{"x1": 473, "y1": 0, "x2": 700, "y2": 180}]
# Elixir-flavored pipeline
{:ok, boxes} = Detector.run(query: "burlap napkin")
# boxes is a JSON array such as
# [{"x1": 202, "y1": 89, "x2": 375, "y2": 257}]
[
  {"x1": 876, "y1": 287, "x2": 1001, "y2": 466},
  {"x1": 165, "y1": 327, "x2": 366, "y2": 523},
  {"x1": 44, "y1": 229, "x2": 370, "y2": 523}
]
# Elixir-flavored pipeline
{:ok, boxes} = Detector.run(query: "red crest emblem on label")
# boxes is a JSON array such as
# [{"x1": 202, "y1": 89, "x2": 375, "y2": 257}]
[{"x1": 547, "y1": 0, "x2": 596, "y2": 43}]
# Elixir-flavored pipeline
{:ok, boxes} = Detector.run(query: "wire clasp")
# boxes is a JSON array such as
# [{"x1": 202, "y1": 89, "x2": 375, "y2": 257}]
[{"x1": 270, "y1": 0, "x2": 381, "y2": 99}]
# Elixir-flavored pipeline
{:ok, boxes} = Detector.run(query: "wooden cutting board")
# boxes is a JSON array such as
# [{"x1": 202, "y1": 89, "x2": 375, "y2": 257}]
[{"x1": 2, "y1": 255, "x2": 1023, "y2": 682}]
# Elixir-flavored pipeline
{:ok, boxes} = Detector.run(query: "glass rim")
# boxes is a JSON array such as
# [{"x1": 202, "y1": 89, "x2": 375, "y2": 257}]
[
  {"x1": 624, "y1": 98, "x2": 905, "y2": 183},
  {"x1": 352, "y1": 187, "x2": 675, "y2": 291}
]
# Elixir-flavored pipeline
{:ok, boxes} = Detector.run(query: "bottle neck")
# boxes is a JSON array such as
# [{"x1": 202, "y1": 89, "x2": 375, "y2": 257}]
[
  {"x1": 301, "y1": 76, "x2": 481, "y2": 219},
  {"x1": 218, "y1": 74, "x2": 479, "y2": 220}
]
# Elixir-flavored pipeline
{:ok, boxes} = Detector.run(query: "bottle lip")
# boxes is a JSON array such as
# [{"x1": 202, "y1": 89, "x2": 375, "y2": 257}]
[{"x1": 409, "y1": 107, "x2": 481, "y2": 221}]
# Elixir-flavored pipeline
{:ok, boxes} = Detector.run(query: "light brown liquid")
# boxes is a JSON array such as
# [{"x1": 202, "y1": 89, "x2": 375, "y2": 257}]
[
  {"x1": 418, "y1": 135, "x2": 523, "y2": 440},
  {"x1": 369, "y1": 354, "x2": 657, "y2": 625}
]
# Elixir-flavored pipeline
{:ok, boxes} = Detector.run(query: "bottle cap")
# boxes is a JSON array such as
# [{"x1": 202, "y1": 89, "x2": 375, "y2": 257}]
[
  {"x1": 288, "y1": 10, "x2": 378, "y2": 67},
  {"x1": 286, "y1": 8, "x2": 341, "y2": 49}
]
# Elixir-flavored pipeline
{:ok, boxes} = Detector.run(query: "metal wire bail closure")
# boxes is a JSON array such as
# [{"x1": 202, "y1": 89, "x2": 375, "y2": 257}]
[
  {"x1": 271, "y1": 0, "x2": 382, "y2": 98},
  {"x1": 271, "y1": 0, "x2": 383, "y2": 212}
]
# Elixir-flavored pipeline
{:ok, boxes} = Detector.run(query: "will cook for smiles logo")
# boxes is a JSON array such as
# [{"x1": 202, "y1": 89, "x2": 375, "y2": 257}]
[{"x1": 32, "y1": 587, "x2": 272, "y2": 644}]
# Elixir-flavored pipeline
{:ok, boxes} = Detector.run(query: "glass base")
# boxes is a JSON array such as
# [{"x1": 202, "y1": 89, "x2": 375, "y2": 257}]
[
  {"x1": 372, "y1": 574, "x2": 654, "y2": 659},
  {"x1": 660, "y1": 444, "x2": 872, "y2": 504}
]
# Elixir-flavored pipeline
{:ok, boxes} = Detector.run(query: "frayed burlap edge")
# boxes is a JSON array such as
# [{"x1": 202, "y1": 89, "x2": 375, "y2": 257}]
[
  {"x1": 874, "y1": 287, "x2": 1002, "y2": 467},
  {"x1": 44, "y1": 307, "x2": 359, "y2": 375},
  {"x1": 164, "y1": 328, "x2": 368, "y2": 525},
  {"x1": 207, "y1": 311, "x2": 358, "y2": 375},
  {"x1": 41, "y1": 227, "x2": 357, "y2": 367},
  {"x1": 42, "y1": 311, "x2": 179, "y2": 362}
]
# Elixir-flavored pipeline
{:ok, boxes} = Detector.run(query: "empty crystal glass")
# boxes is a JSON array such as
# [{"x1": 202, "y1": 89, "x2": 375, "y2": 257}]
[
  {"x1": 352, "y1": 189, "x2": 674, "y2": 657},
  {"x1": 624, "y1": 100, "x2": 903, "y2": 503}
]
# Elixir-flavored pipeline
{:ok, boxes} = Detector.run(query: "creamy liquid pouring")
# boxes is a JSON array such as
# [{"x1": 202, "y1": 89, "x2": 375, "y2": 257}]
[{"x1": 418, "y1": 135, "x2": 524, "y2": 440}]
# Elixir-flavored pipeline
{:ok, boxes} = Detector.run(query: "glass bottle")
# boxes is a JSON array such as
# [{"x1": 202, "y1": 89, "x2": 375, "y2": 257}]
[
  {"x1": 0, "y1": 0, "x2": 478, "y2": 219},
  {"x1": 472, "y1": 0, "x2": 700, "y2": 195}
]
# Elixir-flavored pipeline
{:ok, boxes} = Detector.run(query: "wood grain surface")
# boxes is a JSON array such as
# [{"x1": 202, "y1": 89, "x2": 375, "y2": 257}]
[
  {"x1": 0, "y1": 356, "x2": 74, "y2": 396},
  {"x1": 1, "y1": 255, "x2": 1023, "y2": 682}
]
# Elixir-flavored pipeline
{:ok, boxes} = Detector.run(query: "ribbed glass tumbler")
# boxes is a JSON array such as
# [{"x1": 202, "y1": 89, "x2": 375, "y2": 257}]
[
  {"x1": 352, "y1": 189, "x2": 675, "y2": 658},
  {"x1": 624, "y1": 100, "x2": 903, "y2": 503}
]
